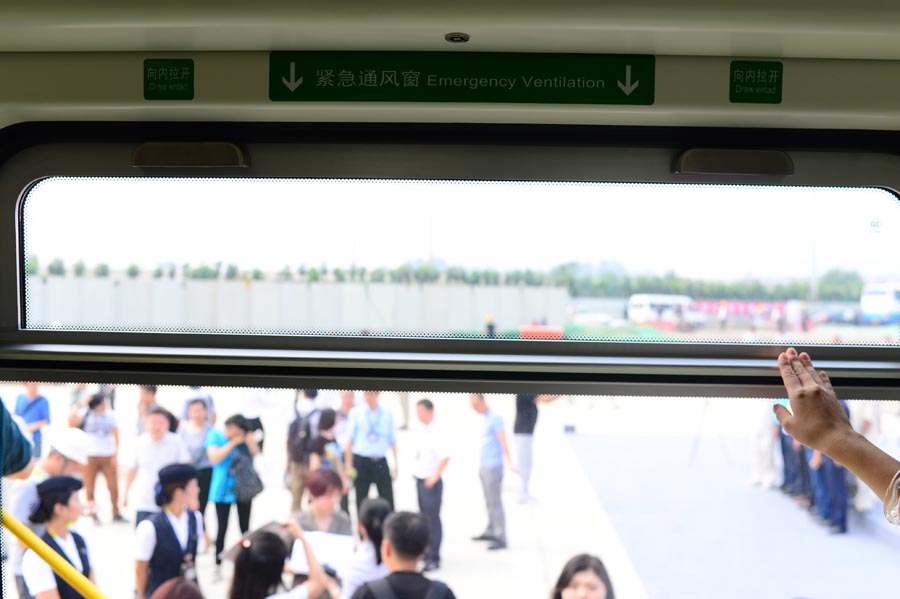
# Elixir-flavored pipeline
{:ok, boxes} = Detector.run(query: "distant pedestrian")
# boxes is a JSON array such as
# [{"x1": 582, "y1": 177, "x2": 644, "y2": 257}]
[
  {"x1": 345, "y1": 391, "x2": 398, "y2": 512},
  {"x1": 125, "y1": 407, "x2": 191, "y2": 526},
  {"x1": 397, "y1": 392, "x2": 411, "y2": 431},
  {"x1": 514, "y1": 393, "x2": 559, "y2": 503},
  {"x1": 178, "y1": 398, "x2": 215, "y2": 546},
  {"x1": 138, "y1": 386, "x2": 178, "y2": 435},
  {"x1": 206, "y1": 414, "x2": 260, "y2": 579},
  {"x1": 15, "y1": 383, "x2": 50, "y2": 458},
  {"x1": 412, "y1": 398, "x2": 450, "y2": 571},
  {"x1": 240, "y1": 388, "x2": 268, "y2": 452},
  {"x1": 551, "y1": 554, "x2": 615, "y2": 599},
  {"x1": 293, "y1": 468, "x2": 352, "y2": 534},
  {"x1": 70, "y1": 393, "x2": 126, "y2": 524},
  {"x1": 287, "y1": 390, "x2": 321, "y2": 513},
  {"x1": 349, "y1": 511, "x2": 457, "y2": 599},
  {"x1": 291, "y1": 468, "x2": 352, "y2": 589},
  {"x1": 180, "y1": 387, "x2": 216, "y2": 426},
  {"x1": 470, "y1": 393, "x2": 516, "y2": 551},
  {"x1": 309, "y1": 408, "x2": 349, "y2": 510}
]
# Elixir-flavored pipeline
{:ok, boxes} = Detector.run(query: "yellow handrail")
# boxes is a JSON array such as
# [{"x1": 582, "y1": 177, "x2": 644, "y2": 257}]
[{"x1": 1, "y1": 507, "x2": 108, "y2": 599}]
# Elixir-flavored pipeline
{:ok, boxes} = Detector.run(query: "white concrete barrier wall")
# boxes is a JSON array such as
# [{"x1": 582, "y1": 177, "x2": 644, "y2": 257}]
[{"x1": 24, "y1": 276, "x2": 570, "y2": 333}]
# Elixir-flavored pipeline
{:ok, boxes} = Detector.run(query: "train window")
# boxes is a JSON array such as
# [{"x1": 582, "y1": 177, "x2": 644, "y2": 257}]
[
  {"x1": 2, "y1": 381, "x2": 897, "y2": 599},
  {"x1": 21, "y1": 177, "x2": 900, "y2": 347}
]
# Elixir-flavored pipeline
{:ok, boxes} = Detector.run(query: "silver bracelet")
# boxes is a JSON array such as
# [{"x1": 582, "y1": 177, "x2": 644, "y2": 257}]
[{"x1": 884, "y1": 468, "x2": 900, "y2": 525}]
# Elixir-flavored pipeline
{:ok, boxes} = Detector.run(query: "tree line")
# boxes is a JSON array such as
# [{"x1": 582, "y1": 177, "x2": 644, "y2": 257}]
[{"x1": 25, "y1": 256, "x2": 867, "y2": 302}]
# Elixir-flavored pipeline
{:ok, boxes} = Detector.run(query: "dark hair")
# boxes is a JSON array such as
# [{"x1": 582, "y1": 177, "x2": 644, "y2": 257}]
[
  {"x1": 302, "y1": 389, "x2": 318, "y2": 399},
  {"x1": 384, "y1": 511, "x2": 429, "y2": 560},
  {"x1": 155, "y1": 480, "x2": 190, "y2": 507},
  {"x1": 359, "y1": 498, "x2": 393, "y2": 565},
  {"x1": 551, "y1": 554, "x2": 615, "y2": 599},
  {"x1": 306, "y1": 468, "x2": 342, "y2": 499},
  {"x1": 141, "y1": 385, "x2": 158, "y2": 394},
  {"x1": 187, "y1": 398, "x2": 208, "y2": 411},
  {"x1": 147, "y1": 406, "x2": 171, "y2": 419},
  {"x1": 416, "y1": 398, "x2": 434, "y2": 411},
  {"x1": 224, "y1": 414, "x2": 251, "y2": 431},
  {"x1": 149, "y1": 578, "x2": 204, "y2": 599},
  {"x1": 318, "y1": 408, "x2": 336, "y2": 432},
  {"x1": 88, "y1": 393, "x2": 106, "y2": 410},
  {"x1": 29, "y1": 490, "x2": 76, "y2": 525},
  {"x1": 228, "y1": 532, "x2": 288, "y2": 599}
]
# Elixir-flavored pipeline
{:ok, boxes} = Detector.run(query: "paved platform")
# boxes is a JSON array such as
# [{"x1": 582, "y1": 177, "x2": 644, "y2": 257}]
[{"x1": 3, "y1": 384, "x2": 899, "y2": 599}]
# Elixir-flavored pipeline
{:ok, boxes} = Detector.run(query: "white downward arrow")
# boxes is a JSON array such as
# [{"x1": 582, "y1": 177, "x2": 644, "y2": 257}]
[
  {"x1": 282, "y1": 62, "x2": 303, "y2": 92},
  {"x1": 617, "y1": 65, "x2": 639, "y2": 96}
]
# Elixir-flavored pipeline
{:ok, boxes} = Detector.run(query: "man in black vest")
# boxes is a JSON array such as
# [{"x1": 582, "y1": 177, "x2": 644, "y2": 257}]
[{"x1": 135, "y1": 464, "x2": 202, "y2": 599}]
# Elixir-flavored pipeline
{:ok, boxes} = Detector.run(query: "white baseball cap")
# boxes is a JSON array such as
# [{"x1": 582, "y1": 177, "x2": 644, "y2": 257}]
[{"x1": 48, "y1": 428, "x2": 89, "y2": 466}]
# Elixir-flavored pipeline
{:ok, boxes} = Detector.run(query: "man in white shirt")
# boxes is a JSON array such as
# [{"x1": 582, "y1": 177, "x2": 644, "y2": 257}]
[
  {"x1": 412, "y1": 398, "x2": 450, "y2": 572},
  {"x1": 124, "y1": 407, "x2": 190, "y2": 526}
]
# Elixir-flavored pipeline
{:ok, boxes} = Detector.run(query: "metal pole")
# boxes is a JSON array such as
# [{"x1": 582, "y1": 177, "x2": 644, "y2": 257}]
[{"x1": 1, "y1": 507, "x2": 108, "y2": 599}]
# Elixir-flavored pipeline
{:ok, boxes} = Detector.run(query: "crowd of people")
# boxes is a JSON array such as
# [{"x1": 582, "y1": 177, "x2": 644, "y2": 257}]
[
  {"x1": 3, "y1": 347, "x2": 899, "y2": 598},
  {"x1": 750, "y1": 380, "x2": 890, "y2": 535},
  {"x1": 1, "y1": 382, "x2": 612, "y2": 599}
]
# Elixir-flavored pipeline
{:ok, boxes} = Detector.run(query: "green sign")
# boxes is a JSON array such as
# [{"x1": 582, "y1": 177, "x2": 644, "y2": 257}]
[
  {"x1": 730, "y1": 61, "x2": 782, "y2": 104},
  {"x1": 269, "y1": 52, "x2": 654, "y2": 105},
  {"x1": 144, "y1": 59, "x2": 194, "y2": 101}
]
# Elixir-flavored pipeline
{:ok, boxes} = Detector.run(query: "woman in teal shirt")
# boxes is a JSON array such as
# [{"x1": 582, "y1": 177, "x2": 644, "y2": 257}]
[{"x1": 205, "y1": 414, "x2": 259, "y2": 579}]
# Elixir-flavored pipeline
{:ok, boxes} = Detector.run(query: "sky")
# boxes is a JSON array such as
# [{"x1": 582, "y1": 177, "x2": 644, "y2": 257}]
[{"x1": 21, "y1": 177, "x2": 900, "y2": 282}]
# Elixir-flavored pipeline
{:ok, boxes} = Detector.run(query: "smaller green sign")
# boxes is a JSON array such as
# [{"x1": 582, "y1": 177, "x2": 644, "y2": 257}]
[
  {"x1": 144, "y1": 59, "x2": 194, "y2": 101},
  {"x1": 730, "y1": 61, "x2": 782, "y2": 104}
]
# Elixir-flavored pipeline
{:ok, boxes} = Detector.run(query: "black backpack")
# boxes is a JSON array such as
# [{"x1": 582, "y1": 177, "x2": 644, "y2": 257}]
[{"x1": 287, "y1": 405, "x2": 318, "y2": 464}]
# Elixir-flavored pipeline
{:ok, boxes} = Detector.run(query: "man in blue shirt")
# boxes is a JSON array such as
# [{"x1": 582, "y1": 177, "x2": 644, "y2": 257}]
[
  {"x1": 2, "y1": 399, "x2": 33, "y2": 479},
  {"x1": 469, "y1": 393, "x2": 517, "y2": 550},
  {"x1": 344, "y1": 391, "x2": 398, "y2": 512},
  {"x1": 14, "y1": 383, "x2": 50, "y2": 458}
]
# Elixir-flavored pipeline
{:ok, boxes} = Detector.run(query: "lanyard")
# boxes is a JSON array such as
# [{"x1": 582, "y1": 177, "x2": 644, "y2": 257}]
[{"x1": 365, "y1": 408, "x2": 382, "y2": 440}]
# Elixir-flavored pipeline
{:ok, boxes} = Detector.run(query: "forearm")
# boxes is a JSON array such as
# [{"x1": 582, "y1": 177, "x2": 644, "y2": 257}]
[
  {"x1": 135, "y1": 562, "x2": 149, "y2": 599},
  {"x1": 27, "y1": 420, "x2": 48, "y2": 432},
  {"x1": 435, "y1": 458, "x2": 450, "y2": 479},
  {"x1": 207, "y1": 440, "x2": 237, "y2": 463},
  {"x1": 344, "y1": 442, "x2": 354, "y2": 470},
  {"x1": 826, "y1": 430, "x2": 900, "y2": 501},
  {"x1": 125, "y1": 467, "x2": 137, "y2": 494},
  {"x1": 391, "y1": 444, "x2": 398, "y2": 469}
]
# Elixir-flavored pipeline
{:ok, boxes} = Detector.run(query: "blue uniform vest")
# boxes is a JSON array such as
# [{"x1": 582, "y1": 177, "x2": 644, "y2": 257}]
[
  {"x1": 145, "y1": 509, "x2": 199, "y2": 599},
  {"x1": 39, "y1": 531, "x2": 91, "y2": 599}
]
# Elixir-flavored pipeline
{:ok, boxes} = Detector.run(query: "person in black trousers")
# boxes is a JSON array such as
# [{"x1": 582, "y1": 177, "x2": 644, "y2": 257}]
[
  {"x1": 412, "y1": 399, "x2": 450, "y2": 572},
  {"x1": 344, "y1": 391, "x2": 398, "y2": 513}
]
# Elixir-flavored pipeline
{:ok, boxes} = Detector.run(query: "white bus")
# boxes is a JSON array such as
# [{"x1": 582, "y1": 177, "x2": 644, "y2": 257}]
[
  {"x1": 626, "y1": 294, "x2": 706, "y2": 329},
  {"x1": 860, "y1": 282, "x2": 900, "y2": 324}
]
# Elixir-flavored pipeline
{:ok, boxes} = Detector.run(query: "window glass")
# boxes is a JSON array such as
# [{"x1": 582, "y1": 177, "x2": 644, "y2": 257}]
[
  {"x1": 21, "y1": 178, "x2": 900, "y2": 345},
  {"x1": 2, "y1": 381, "x2": 897, "y2": 599}
]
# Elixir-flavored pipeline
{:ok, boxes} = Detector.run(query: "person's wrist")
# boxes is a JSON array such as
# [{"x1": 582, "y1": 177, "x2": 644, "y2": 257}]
[{"x1": 820, "y1": 428, "x2": 861, "y2": 461}]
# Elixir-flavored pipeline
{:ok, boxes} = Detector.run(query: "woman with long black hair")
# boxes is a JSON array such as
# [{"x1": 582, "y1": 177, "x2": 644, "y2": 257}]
[
  {"x1": 228, "y1": 521, "x2": 339, "y2": 599},
  {"x1": 340, "y1": 498, "x2": 392, "y2": 599}
]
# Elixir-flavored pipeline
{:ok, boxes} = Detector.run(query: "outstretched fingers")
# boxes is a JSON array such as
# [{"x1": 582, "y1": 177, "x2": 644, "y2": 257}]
[
  {"x1": 787, "y1": 349, "x2": 817, "y2": 388},
  {"x1": 777, "y1": 351, "x2": 803, "y2": 394}
]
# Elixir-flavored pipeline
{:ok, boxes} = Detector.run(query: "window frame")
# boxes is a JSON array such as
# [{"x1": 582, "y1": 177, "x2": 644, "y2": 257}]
[{"x1": 1, "y1": 122, "x2": 898, "y2": 397}]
